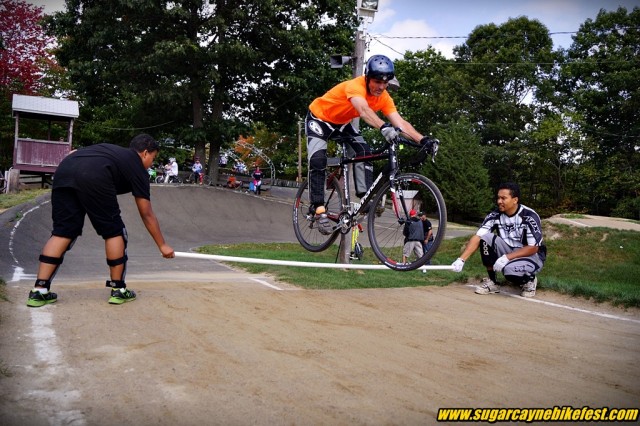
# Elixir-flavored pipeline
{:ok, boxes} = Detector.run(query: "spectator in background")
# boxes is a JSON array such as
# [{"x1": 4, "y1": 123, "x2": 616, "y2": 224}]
[
  {"x1": 164, "y1": 157, "x2": 178, "y2": 183},
  {"x1": 402, "y1": 209, "x2": 424, "y2": 264},
  {"x1": 252, "y1": 166, "x2": 263, "y2": 195},
  {"x1": 227, "y1": 175, "x2": 242, "y2": 189},
  {"x1": 192, "y1": 157, "x2": 203, "y2": 185},
  {"x1": 419, "y1": 212, "x2": 433, "y2": 265}
]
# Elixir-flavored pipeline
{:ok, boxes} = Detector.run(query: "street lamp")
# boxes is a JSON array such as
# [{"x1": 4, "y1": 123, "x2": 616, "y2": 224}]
[
  {"x1": 354, "y1": 0, "x2": 379, "y2": 77},
  {"x1": 357, "y1": 0, "x2": 379, "y2": 20}
]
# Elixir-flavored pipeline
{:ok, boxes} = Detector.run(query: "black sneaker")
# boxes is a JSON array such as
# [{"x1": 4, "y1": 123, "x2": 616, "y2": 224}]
[
  {"x1": 108, "y1": 288, "x2": 136, "y2": 305},
  {"x1": 27, "y1": 289, "x2": 58, "y2": 307}
]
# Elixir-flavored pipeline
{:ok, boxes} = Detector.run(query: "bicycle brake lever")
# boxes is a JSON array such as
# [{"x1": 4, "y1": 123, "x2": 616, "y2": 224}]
[{"x1": 431, "y1": 140, "x2": 440, "y2": 163}]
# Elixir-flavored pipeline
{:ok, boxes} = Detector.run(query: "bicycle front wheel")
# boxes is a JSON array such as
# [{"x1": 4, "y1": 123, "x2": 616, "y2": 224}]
[
  {"x1": 202, "y1": 175, "x2": 212, "y2": 186},
  {"x1": 293, "y1": 176, "x2": 344, "y2": 252},
  {"x1": 368, "y1": 173, "x2": 446, "y2": 271}
]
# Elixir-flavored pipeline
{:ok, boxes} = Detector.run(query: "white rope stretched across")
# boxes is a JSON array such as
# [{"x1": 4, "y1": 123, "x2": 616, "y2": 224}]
[{"x1": 175, "y1": 251, "x2": 454, "y2": 271}]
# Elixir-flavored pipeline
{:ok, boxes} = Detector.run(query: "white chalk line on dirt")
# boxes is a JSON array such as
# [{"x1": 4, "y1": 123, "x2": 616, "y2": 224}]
[
  {"x1": 9, "y1": 200, "x2": 90, "y2": 424},
  {"x1": 29, "y1": 308, "x2": 87, "y2": 425},
  {"x1": 8, "y1": 200, "x2": 49, "y2": 279},
  {"x1": 250, "y1": 278, "x2": 283, "y2": 290},
  {"x1": 466, "y1": 285, "x2": 640, "y2": 325}
]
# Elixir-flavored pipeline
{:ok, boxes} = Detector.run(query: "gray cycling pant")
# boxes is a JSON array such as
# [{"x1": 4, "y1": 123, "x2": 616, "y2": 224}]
[
  {"x1": 305, "y1": 110, "x2": 373, "y2": 207},
  {"x1": 479, "y1": 234, "x2": 544, "y2": 285}
]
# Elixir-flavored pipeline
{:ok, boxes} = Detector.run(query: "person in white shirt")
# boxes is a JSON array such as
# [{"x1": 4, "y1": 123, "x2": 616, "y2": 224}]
[{"x1": 164, "y1": 157, "x2": 178, "y2": 183}]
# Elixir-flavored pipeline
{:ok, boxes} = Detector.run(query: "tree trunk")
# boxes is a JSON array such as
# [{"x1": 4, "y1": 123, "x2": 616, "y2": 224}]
[
  {"x1": 207, "y1": 98, "x2": 225, "y2": 185},
  {"x1": 192, "y1": 92, "x2": 207, "y2": 165}
]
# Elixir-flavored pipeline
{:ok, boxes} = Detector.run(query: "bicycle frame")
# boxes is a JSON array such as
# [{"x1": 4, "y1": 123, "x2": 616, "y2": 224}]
[
  {"x1": 326, "y1": 137, "x2": 409, "y2": 232},
  {"x1": 294, "y1": 133, "x2": 444, "y2": 270}
]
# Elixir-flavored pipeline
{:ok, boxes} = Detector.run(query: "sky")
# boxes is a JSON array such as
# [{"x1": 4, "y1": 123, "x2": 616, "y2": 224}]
[
  {"x1": 365, "y1": 0, "x2": 640, "y2": 59},
  {"x1": 29, "y1": 0, "x2": 640, "y2": 60}
]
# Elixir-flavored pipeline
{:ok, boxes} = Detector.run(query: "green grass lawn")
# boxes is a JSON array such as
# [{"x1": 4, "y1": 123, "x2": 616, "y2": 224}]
[
  {"x1": 0, "y1": 188, "x2": 50, "y2": 211},
  {"x1": 199, "y1": 222, "x2": 640, "y2": 308}
]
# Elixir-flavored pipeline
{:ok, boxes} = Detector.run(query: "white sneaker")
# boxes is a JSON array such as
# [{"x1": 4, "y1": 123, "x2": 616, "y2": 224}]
[
  {"x1": 475, "y1": 278, "x2": 500, "y2": 295},
  {"x1": 521, "y1": 276, "x2": 537, "y2": 298}
]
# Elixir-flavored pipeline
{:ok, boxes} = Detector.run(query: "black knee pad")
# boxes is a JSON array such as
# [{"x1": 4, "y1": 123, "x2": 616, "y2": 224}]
[
  {"x1": 39, "y1": 254, "x2": 63, "y2": 265},
  {"x1": 106, "y1": 255, "x2": 128, "y2": 267},
  {"x1": 106, "y1": 230, "x2": 128, "y2": 281},
  {"x1": 309, "y1": 150, "x2": 327, "y2": 171},
  {"x1": 479, "y1": 239, "x2": 498, "y2": 267},
  {"x1": 36, "y1": 236, "x2": 77, "y2": 286}
]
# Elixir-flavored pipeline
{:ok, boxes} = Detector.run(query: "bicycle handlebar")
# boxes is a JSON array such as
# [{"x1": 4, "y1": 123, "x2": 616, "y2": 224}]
[
  {"x1": 370, "y1": 135, "x2": 415, "y2": 155},
  {"x1": 333, "y1": 132, "x2": 438, "y2": 163}
]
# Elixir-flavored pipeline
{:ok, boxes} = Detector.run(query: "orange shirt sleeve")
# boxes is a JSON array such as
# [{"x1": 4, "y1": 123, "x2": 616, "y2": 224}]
[{"x1": 309, "y1": 76, "x2": 397, "y2": 124}]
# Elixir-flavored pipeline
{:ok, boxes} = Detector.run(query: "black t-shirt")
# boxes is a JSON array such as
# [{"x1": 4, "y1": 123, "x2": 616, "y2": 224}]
[
  {"x1": 53, "y1": 143, "x2": 150, "y2": 200},
  {"x1": 422, "y1": 219, "x2": 433, "y2": 241}
]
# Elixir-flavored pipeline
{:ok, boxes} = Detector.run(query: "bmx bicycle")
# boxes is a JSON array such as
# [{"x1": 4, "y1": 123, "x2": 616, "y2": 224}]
[
  {"x1": 292, "y1": 133, "x2": 446, "y2": 271},
  {"x1": 147, "y1": 167, "x2": 158, "y2": 183},
  {"x1": 184, "y1": 171, "x2": 212, "y2": 186},
  {"x1": 155, "y1": 168, "x2": 182, "y2": 184}
]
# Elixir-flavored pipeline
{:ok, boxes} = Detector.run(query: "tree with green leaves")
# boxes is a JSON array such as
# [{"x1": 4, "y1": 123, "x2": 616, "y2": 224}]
[
  {"x1": 46, "y1": 0, "x2": 356, "y2": 182},
  {"x1": 389, "y1": 50, "x2": 493, "y2": 219},
  {"x1": 453, "y1": 17, "x2": 558, "y2": 191},
  {"x1": 559, "y1": 6, "x2": 640, "y2": 218}
]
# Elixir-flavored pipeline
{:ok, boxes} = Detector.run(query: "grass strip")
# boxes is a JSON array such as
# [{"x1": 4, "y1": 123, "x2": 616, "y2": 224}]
[{"x1": 199, "y1": 222, "x2": 640, "y2": 308}]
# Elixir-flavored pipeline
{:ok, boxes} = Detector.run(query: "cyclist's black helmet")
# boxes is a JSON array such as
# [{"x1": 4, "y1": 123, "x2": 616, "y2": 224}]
[{"x1": 365, "y1": 55, "x2": 395, "y2": 82}]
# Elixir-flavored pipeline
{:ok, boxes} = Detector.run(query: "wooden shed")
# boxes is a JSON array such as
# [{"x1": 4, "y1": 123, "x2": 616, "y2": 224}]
[{"x1": 12, "y1": 94, "x2": 79, "y2": 175}]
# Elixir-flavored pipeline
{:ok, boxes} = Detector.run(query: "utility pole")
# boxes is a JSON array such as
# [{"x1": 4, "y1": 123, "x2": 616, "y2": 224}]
[
  {"x1": 351, "y1": 29, "x2": 365, "y2": 129},
  {"x1": 337, "y1": 30, "x2": 367, "y2": 264},
  {"x1": 338, "y1": 2, "x2": 377, "y2": 264},
  {"x1": 297, "y1": 119, "x2": 302, "y2": 182}
]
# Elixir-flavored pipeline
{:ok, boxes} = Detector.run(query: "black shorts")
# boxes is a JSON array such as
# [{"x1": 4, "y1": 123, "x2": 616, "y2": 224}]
[{"x1": 51, "y1": 187, "x2": 125, "y2": 239}]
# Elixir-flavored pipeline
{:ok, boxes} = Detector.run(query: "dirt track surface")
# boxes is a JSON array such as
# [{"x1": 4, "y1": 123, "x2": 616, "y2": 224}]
[{"x1": 1, "y1": 185, "x2": 639, "y2": 425}]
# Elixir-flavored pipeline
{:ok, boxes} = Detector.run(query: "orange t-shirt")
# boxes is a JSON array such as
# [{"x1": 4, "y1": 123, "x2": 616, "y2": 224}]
[{"x1": 309, "y1": 75, "x2": 397, "y2": 124}]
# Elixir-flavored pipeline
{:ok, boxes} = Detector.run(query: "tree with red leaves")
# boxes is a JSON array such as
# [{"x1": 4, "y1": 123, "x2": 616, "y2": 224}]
[{"x1": 0, "y1": 0, "x2": 57, "y2": 95}]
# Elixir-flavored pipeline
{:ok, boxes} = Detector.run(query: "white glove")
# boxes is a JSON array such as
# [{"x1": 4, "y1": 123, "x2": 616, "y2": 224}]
[
  {"x1": 452, "y1": 258, "x2": 465, "y2": 272},
  {"x1": 380, "y1": 123, "x2": 398, "y2": 142},
  {"x1": 493, "y1": 255, "x2": 509, "y2": 273}
]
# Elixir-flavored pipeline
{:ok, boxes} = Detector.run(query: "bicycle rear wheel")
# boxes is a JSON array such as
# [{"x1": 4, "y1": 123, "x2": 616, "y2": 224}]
[
  {"x1": 293, "y1": 176, "x2": 344, "y2": 252},
  {"x1": 367, "y1": 173, "x2": 446, "y2": 271},
  {"x1": 202, "y1": 175, "x2": 212, "y2": 186}
]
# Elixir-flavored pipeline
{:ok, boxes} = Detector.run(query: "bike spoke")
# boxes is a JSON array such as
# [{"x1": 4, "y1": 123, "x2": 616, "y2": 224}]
[
  {"x1": 292, "y1": 177, "x2": 343, "y2": 252},
  {"x1": 368, "y1": 174, "x2": 446, "y2": 271}
]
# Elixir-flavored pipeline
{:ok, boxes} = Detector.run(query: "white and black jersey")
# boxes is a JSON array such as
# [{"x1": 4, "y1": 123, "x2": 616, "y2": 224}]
[{"x1": 476, "y1": 204, "x2": 544, "y2": 250}]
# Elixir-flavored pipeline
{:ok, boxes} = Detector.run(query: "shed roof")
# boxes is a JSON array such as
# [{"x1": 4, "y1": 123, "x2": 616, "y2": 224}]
[{"x1": 12, "y1": 94, "x2": 79, "y2": 119}]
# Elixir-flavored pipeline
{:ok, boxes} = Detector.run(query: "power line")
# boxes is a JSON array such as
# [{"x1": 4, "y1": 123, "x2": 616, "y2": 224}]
[
  {"x1": 375, "y1": 30, "x2": 580, "y2": 40},
  {"x1": 374, "y1": 27, "x2": 640, "y2": 41},
  {"x1": 75, "y1": 119, "x2": 174, "y2": 131}
]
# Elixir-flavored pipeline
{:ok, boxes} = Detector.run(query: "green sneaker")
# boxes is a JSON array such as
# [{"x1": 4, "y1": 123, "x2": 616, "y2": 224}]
[
  {"x1": 27, "y1": 290, "x2": 58, "y2": 307},
  {"x1": 108, "y1": 288, "x2": 136, "y2": 305}
]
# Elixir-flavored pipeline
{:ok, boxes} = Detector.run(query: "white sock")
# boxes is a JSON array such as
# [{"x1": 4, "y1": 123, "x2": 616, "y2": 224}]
[{"x1": 34, "y1": 288, "x2": 48, "y2": 294}]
